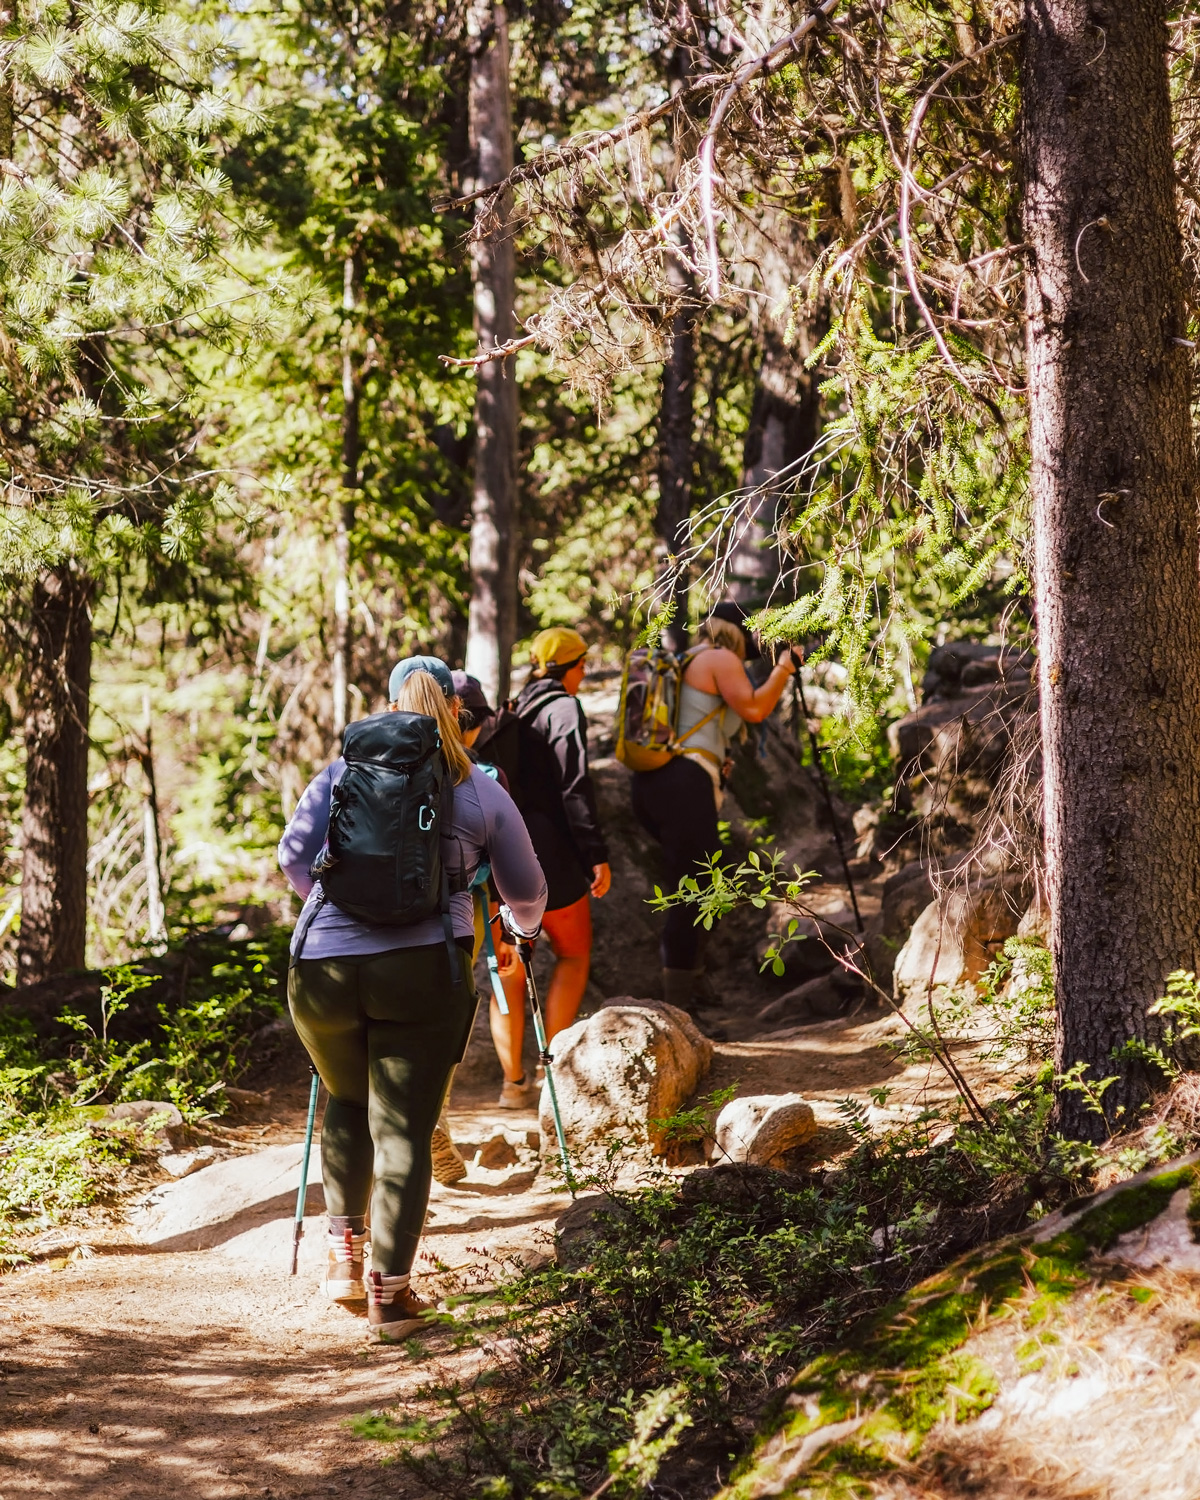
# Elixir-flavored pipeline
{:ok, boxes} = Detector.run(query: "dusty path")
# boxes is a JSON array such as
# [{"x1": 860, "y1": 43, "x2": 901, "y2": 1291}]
[{"x1": 0, "y1": 1008, "x2": 999, "y2": 1500}]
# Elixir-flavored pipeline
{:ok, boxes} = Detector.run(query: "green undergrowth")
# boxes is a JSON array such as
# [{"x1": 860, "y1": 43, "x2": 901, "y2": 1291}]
[
  {"x1": 723, "y1": 1159, "x2": 1200, "y2": 1499},
  {"x1": 0, "y1": 931, "x2": 286, "y2": 1259},
  {"x1": 353, "y1": 1099, "x2": 1097, "y2": 1500}
]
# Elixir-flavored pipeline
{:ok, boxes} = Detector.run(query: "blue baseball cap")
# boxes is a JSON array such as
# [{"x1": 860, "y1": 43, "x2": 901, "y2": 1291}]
[{"x1": 388, "y1": 654, "x2": 455, "y2": 703}]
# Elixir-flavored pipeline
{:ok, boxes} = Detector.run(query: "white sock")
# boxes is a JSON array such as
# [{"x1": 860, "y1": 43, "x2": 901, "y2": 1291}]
[
  {"x1": 327, "y1": 1227, "x2": 369, "y2": 1264},
  {"x1": 367, "y1": 1270, "x2": 411, "y2": 1306}
]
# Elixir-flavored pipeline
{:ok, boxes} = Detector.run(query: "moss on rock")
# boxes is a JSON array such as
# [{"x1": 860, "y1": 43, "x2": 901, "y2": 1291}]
[{"x1": 723, "y1": 1160, "x2": 1200, "y2": 1499}]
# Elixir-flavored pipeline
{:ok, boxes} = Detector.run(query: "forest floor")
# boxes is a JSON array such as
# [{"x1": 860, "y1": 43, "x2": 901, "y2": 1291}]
[
  {"x1": 0, "y1": 678, "x2": 1010, "y2": 1498},
  {"x1": 0, "y1": 1009, "x2": 1009, "y2": 1500}
]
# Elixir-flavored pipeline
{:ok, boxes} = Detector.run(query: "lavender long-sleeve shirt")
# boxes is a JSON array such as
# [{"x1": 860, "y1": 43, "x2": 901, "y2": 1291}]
[{"x1": 279, "y1": 759, "x2": 548, "y2": 961}]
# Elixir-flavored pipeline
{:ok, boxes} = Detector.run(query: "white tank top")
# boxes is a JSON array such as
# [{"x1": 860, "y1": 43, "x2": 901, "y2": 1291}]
[{"x1": 675, "y1": 653, "x2": 746, "y2": 803}]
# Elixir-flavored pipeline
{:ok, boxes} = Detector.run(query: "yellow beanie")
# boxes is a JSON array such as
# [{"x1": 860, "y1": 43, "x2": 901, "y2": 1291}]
[{"x1": 530, "y1": 626, "x2": 588, "y2": 669}]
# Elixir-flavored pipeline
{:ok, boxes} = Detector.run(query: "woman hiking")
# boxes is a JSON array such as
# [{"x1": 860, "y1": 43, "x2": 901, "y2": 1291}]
[
  {"x1": 630, "y1": 613, "x2": 798, "y2": 1012},
  {"x1": 489, "y1": 627, "x2": 611, "y2": 1108},
  {"x1": 278, "y1": 655, "x2": 547, "y2": 1341}
]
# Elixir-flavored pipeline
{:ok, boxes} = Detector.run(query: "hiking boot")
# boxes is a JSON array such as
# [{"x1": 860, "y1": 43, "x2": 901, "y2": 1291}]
[
  {"x1": 366, "y1": 1273, "x2": 436, "y2": 1342},
  {"x1": 498, "y1": 1076, "x2": 538, "y2": 1109},
  {"x1": 431, "y1": 1118, "x2": 468, "y2": 1186},
  {"x1": 324, "y1": 1227, "x2": 369, "y2": 1302}
]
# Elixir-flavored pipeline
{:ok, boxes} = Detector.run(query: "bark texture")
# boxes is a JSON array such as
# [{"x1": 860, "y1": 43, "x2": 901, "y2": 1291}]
[
  {"x1": 656, "y1": 251, "x2": 697, "y2": 653},
  {"x1": 18, "y1": 567, "x2": 94, "y2": 984},
  {"x1": 464, "y1": 0, "x2": 518, "y2": 706},
  {"x1": 727, "y1": 221, "x2": 820, "y2": 608},
  {"x1": 654, "y1": 23, "x2": 698, "y2": 654},
  {"x1": 1023, "y1": 0, "x2": 1200, "y2": 1136}
]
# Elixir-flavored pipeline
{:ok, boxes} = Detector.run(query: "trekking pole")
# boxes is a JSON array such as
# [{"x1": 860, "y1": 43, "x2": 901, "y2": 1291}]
[
  {"x1": 291, "y1": 1065, "x2": 320, "y2": 1275},
  {"x1": 791, "y1": 658, "x2": 864, "y2": 933},
  {"x1": 515, "y1": 938, "x2": 577, "y2": 1196}
]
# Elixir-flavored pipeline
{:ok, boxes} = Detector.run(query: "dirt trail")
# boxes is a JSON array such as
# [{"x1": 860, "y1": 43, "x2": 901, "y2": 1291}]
[
  {"x1": 0, "y1": 1015, "x2": 1000, "y2": 1500},
  {"x1": 0, "y1": 682, "x2": 992, "y2": 1497}
]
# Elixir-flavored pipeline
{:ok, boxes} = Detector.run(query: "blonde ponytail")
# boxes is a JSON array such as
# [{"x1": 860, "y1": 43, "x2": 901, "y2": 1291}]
[{"x1": 390, "y1": 671, "x2": 472, "y2": 786}]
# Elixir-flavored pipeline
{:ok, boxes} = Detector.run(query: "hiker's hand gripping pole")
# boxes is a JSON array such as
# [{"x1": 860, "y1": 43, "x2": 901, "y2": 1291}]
[{"x1": 291, "y1": 1065, "x2": 320, "y2": 1275}]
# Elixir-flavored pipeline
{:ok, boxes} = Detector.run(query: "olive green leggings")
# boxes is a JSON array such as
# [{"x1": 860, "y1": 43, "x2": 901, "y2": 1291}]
[{"x1": 287, "y1": 943, "x2": 477, "y2": 1275}]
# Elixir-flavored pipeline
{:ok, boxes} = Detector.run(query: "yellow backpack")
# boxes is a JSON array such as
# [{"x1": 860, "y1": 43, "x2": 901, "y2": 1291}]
[{"x1": 615, "y1": 644, "x2": 722, "y2": 772}]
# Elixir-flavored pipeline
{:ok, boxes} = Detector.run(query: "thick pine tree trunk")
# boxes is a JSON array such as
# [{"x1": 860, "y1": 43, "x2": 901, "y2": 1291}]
[
  {"x1": 728, "y1": 219, "x2": 821, "y2": 609},
  {"x1": 17, "y1": 567, "x2": 94, "y2": 985},
  {"x1": 655, "y1": 27, "x2": 697, "y2": 654},
  {"x1": 464, "y1": 0, "x2": 518, "y2": 705},
  {"x1": 1023, "y1": 0, "x2": 1200, "y2": 1138}
]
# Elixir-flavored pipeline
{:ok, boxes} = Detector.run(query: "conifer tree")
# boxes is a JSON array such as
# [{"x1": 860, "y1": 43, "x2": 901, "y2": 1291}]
[{"x1": 1, "y1": 0, "x2": 288, "y2": 982}]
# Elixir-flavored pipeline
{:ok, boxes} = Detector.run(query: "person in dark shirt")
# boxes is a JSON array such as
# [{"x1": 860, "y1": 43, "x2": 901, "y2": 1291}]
[{"x1": 490, "y1": 627, "x2": 611, "y2": 1107}]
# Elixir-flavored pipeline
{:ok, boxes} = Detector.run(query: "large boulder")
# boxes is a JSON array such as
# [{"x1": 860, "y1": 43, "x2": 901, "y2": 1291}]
[
  {"x1": 713, "y1": 1094, "x2": 817, "y2": 1167},
  {"x1": 881, "y1": 861, "x2": 935, "y2": 940},
  {"x1": 893, "y1": 876, "x2": 1025, "y2": 1010},
  {"x1": 539, "y1": 1000, "x2": 713, "y2": 1160},
  {"x1": 855, "y1": 643, "x2": 1038, "y2": 873}
]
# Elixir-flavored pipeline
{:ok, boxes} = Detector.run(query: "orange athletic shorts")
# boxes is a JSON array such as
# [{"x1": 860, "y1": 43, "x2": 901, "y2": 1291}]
[
  {"x1": 540, "y1": 891, "x2": 592, "y2": 960},
  {"x1": 487, "y1": 891, "x2": 592, "y2": 965}
]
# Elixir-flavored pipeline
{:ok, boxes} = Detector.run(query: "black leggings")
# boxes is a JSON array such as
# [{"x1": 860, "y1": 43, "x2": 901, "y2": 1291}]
[
  {"x1": 287, "y1": 943, "x2": 477, "y2": 1275},
  {"x1": 630, "y1": 756, "x2": 720, "y2": 970}
]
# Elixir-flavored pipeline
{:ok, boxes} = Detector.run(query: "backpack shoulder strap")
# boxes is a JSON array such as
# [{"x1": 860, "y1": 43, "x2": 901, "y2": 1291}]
[{"x1": 440, "y1": 766, "x2": 463, "y2": 988}]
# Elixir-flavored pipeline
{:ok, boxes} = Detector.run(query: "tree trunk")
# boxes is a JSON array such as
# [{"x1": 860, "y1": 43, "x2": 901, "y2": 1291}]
[
  {"x1": 17, "y1": 567, "x2": 94, "y2": 984},
  {"x1": 1023, "y1": 0, "x2": 1200, "y2": 1138},
  {"x1": 139, "y1": 688, "x2": 165, "y2": 947},
  {"x1": 727, "y1": 219, "x2": 821, "y2": 609},
  {"x1": 726, "y1": 355, "x2": 820, "y2": 608},
  {"x1": 464, "y1": 0, "x2": 518, "y2": 705},
  {"x1": 332, "y1": 254, "x2": 359, "y2": 736},
  {"x1": 655, "y1": 25, "x2": 698, "y2": 654},
  {"x1": 657, "y1": 252, "x2": 697, "y2": 653},
  {"x1": 0, "y1": 4, "x2": 13, "y2": 164}
]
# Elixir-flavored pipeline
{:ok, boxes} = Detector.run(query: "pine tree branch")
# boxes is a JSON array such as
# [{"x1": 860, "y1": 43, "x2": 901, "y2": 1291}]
[{"x1": 435, "y1": 0, "x2": 844, "y2": 220}]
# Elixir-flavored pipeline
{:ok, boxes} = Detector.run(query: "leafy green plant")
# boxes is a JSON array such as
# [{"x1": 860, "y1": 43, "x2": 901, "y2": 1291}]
[
  {"x1": 58, "y1": 967, "x2": 155, "y2": 1105},
  {"x1": 1114, "y1": 969, "x2": 1200, "y2": 1082},
  {"x1": 357, "y1": 1094, "x2": 1092, "y2": 1499},
  {"x1": 0, "y1": 931, "x2": 286, "y2": 1250}
]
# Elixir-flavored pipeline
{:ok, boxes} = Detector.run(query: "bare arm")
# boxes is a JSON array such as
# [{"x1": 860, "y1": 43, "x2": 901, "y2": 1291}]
[{"x1": 686, "y1": 647, "x2": 798, "y2": 723}]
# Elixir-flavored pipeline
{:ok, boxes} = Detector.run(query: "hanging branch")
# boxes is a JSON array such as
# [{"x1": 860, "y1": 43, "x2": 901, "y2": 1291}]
[{"x1": 695, "y1": 0, "x2": 843, "y2": 298}]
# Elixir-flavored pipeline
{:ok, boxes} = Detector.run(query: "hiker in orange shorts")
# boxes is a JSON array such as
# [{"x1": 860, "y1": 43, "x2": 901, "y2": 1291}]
[{"x1": 485, "y1": 628, "x2": 611, "y2": 1107}]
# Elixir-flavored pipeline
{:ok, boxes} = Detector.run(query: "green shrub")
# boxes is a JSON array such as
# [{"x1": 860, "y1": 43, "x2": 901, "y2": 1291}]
[
  {"x1": 367, "y1": 1109, "x2": 1075, "y2": 1499},
  {"x1": 0, "y1": 929, "x2": 287, "y2": 1253}
]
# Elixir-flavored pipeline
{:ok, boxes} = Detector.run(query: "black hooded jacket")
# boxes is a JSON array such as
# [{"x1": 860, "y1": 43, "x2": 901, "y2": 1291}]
[{"x1": 508, "y1": 675, "x2": 609, "y2": 908}]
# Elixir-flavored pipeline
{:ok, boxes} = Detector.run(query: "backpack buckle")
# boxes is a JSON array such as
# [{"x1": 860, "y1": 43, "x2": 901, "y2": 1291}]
[{"x1": 418, "y1": 805, "x2": 435, "y2": 831}]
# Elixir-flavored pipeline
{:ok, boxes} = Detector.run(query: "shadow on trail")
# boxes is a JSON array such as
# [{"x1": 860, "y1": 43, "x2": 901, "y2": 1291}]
[{"x1": 0, "y1": 1319, "x2": 431, "y2": 1498}]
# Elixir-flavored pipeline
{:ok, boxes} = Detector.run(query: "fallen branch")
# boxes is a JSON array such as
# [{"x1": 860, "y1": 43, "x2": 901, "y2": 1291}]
[
  {"x1": 897, "y1": 35, "x2": 1018, "y2": 386},
  {"x1": 437, "y1": 0, "x2": 843, "y2": 228}
]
